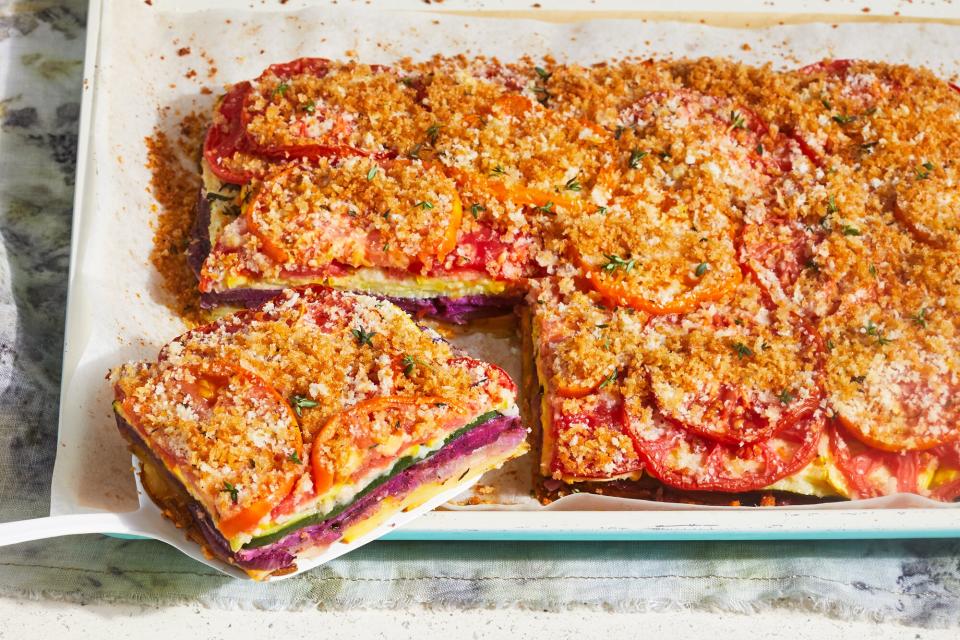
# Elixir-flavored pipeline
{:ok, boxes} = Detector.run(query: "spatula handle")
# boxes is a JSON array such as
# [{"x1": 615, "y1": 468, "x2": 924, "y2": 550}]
[{"x1": 0, "y1": 512, "x2": 136, "y2": 546}]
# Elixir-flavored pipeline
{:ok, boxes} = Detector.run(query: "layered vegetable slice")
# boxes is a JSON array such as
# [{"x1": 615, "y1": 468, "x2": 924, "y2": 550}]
[
  {"x1": 111, "y1": 287, "x2": 526, "y2": 578},
  {"x1": 544, "y1": 392, "x2": 643, "y2": 482},
  {"x1": 194, "y1": 155, "x2": 528, "y2": 320},
  {"x1": 529, "y1": 284, "x2": 644, "y2": 481},
  {"x1": 529, "y1": 277, "x2": 832, "y2": 494},
  {"x1": 113, "y1": 359, "x2": 304, "y2": 540}
]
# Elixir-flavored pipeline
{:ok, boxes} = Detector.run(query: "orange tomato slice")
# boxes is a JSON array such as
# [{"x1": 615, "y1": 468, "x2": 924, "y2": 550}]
[
  {"x1": 243, "y1": 164, "x2": 298, "y2": 264},
  {"x1": 309, "y1": 396, "x2": 466, "y2": 493},
  {"x1": 582, "y1": 256, "x2": 742, "y2": 315},
  {"x1": 416, "y1": 164, "x2": 462, "y2": 265},
  {"x1": 218, "y1": 474, "x2": 299, "y2": 539}
]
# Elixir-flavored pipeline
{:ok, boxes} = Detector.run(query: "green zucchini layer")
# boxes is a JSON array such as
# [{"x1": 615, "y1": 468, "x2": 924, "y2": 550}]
[{"x1": 244, "y1": 410, "x2": 502, "y2": 549}]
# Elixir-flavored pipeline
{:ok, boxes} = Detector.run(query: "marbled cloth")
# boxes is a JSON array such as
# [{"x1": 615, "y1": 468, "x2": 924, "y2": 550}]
[{"x1": 0, "y1": 0, "x2": 958, "y2": 626}]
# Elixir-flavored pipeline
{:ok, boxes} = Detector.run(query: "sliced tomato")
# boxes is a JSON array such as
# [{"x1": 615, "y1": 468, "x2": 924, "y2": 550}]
[
  {"x1": 242, "y1": 164, "x2": 299, "y2": 263},
  {"x1": 740, "y1": 219, "x2": 834, "y2": 317},
  {"x1": 602, "y1": 89, "x2": 772, "y2": 193},
  {"x1": 432, "y1": 186, "x2": 462, "y2": 264},
  {"x1": 448, "y1": 356, "x2": 518, "y2": 398},
  {"x1": 441, "y1": 228, "x2": 504, "y2": 274},
  {"x1": 584, "y1": 262, "x2": 741, "y2": 316},
  {"x1": 309, "y1": 396, "x2": 467, "y2": 494},
  {"x1": 202, "y1": 81, "x2": 254, "y2": 184},
  {"x1": 550, "y1": 360, "x2": 618, "y2": 399},
  {"x1": 445, "y1": 164, "x2": 578, "y2": 212},
  {"x1": 626, "y1": 400, "x2": 825, "y2": 493},
  {"x1": 440, "y1": 93, "x2": 604, "y2": 209},
  {"x1": 797, "y1": 59, "x2": 854, "y2": 76},
  {"x1": 834, "y1": 383, "x2": 960, "y2": 454},
  {"x1": 218, "y1": 475, "x2": 298, "y2": 539},
  {"x1": 539, "y1": 324, "x2": 620, "y2": 399},
  {"x1": 893, "y1": 176, "x2": 960, "y2": 250},
  {"x1": 829, "y1": 421, "x2": 939, "y2": 499},
  {"x1": 823, "y1": 300, "x2": 960, "y2": 453},
  {"x1": 242, "y1": 159, "x2": 461, "y2": 270},
  {"x1": 785, "y1": 130, "x2": 825, "y2": 167},
  {"x1": 792, "y1": 59, "x2": 901, "y2": 160},
  {"x1": 241, "y1": 60, "x2": 398, "y2": 162},
  {"x1": 258, "y1": 57, "x2": 331, "y2": 82},
  {"x1": 664, "y1": 383, "x2": 822, "y2": 447},
  {"x1": 689, "y1": 98, "x2": 798, "y2": 177},
  {"x1": 549, "y1": 395, "x2": 643, "y2": 479},
  {"x1": 740, "y1": 218, "x2": 876, "y2": 319},
  {"x1": 570, "y1": 191, "x2": 743, "y2": 316},
  {"x1": 644, "y1": 277, "x2": 825, "y2": 446},
  {"x1": 435, "y1": 224, "x2": 540, "y2": 279}
]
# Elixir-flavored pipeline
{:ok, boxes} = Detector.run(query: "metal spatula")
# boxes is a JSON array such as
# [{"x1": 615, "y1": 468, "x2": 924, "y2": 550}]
[{"x1": 0, "y1": 458, "x2": 479, "y2": 580}]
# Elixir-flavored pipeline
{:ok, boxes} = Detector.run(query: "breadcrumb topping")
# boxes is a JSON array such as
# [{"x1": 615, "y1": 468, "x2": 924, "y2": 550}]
[
  {"x1": 112, "y1": 287, "x2": 517, "y2": 537},
  {"x1": 157, "y1": 56, "x2": 960, "y2": 498}
]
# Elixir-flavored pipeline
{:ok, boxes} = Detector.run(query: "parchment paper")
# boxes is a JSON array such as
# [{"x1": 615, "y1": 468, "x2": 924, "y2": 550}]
[{"x1": 51, "y1": 0, "x2": 960, "y2": 516}]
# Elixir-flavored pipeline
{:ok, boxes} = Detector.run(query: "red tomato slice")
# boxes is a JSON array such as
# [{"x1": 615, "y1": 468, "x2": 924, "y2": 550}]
[
  {"x1": 258, "y1": 57, "x2": 331, "y2": 81},
  {"x1": 643, "y1": 275, "x2": 825, "y2": 446},
  {"x1": 740, "y1": 218, "x2": 876, "y2": 320},
  {"x1": 440, "y1": 226, "x2": 512, "y2": 273},
  {"x1": 549, "y1": 395, "x2": 643, "y2": 480},
  {"x1": 663, "y1": 382, "x2": 823, "y2": 448},
  {"x1": 202, "y1": 81, "x2": 254, "y2": 184},
  {"x1": 740, "y1": 219, "x2": 834, "y2": 317},
  {"x1": 797, "y1": 59, "x2": 854, "y2": 76},
  {"x1": 791, "y1": 59, "x2": 900, "y2": 161},
  {"x1": 823, "y1": 299, "x2": 960, "y2": 454},
  {"x1": 241, "y1": 60, "x2": 398, "y2": 163},
  {"x1": 829, "y1": 421, "x2": 940, "y2": 499},
  {"x1": 626, "y1": 400, "x2": 825, "y2": 493},
  {"x1": 436, "y1": 224, "x2": 540, "y2": 280},
  {"x1": 448, "y1": 356, "x2": 518, "y2": 398},
  {"x1": 611, "y1": 89, "x2": 794, "y2": 183},
  {"x1": 242, "y1": 159, "x2": 462, "y2": 271},
  {"x1": 706, "y1": 100, "x2": 799, "y2": 178}
]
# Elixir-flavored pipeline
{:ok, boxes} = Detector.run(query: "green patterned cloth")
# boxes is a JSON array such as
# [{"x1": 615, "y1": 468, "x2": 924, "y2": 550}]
[{"x1": 0, "y1": 0, "x2": 958, "y2": 626}]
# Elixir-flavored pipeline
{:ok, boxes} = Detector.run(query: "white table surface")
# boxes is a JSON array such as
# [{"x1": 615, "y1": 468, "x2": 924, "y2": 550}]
[{"x1": 0, "y1": 598, "x2": 953, "y2": 639}]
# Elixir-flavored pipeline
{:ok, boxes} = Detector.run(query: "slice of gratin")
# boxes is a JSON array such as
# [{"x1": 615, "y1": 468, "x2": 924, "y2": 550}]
[{"x1": 110, "y1": 287, "x2": 527, "y2": 579}]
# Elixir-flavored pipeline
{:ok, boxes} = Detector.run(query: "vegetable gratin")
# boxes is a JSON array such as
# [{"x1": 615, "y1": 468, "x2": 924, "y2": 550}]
[
  {"x1": 122, "y1": 55, "x2": 960, "y2": 559},
  {"x1": 110, "y1": 287, "x2": 526, "y2": 578}
]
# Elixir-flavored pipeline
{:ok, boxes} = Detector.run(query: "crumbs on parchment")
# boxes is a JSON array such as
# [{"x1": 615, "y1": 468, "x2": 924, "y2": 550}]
[{"x1": 144, "y1": 111, "x2": 207, "y2": 326}]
